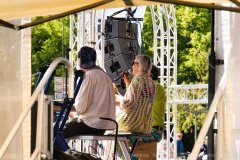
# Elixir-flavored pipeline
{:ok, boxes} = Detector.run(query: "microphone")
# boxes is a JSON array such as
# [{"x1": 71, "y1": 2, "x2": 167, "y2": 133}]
[{"x1": 114, "y1": 69, "x2": 131, "y2": 82}]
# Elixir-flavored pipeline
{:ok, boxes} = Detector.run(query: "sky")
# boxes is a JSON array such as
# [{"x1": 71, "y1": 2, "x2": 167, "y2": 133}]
[{"x1": 105, "y1": 6, "x2": 146, "y2": 19}]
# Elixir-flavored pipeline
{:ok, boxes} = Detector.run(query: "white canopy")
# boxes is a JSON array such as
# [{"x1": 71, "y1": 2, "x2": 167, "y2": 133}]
[{"x1": 0, "y1": 0, "x2": 240, "y2": 29}]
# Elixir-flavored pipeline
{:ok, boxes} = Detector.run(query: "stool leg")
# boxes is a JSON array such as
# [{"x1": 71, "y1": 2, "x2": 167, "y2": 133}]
[
  {"x1": 118, "y1": 140, "x2": 131, "y2": 160},
  {"x1": 89, "y1": 140, "x2": 98, "y2": 155}
]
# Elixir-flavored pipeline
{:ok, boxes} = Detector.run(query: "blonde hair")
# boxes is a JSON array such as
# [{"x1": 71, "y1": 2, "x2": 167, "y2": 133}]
[{"x1": 135, "y1": 54, "x2": 152, "y2": 77}]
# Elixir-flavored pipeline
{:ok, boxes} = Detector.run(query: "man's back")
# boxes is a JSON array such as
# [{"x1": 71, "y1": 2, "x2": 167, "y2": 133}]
[
  {"x1": 75, "y1": 68, "x2": 115, "y2": 129},
  {"x1": 153, "y1": 81, "x2": 166, "y2": 128}
]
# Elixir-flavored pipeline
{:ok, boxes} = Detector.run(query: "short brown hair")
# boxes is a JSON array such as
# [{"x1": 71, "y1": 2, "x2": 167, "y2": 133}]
[{"x1": 151, "y1": 64, "x2": 159, "y2": 80}]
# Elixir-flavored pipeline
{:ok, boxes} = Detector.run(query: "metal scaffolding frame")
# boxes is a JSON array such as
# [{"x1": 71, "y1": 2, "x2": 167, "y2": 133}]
[
  {"x1": 168, "y1": 84, "x2": 208, "y2": 104},
  {"x1": 150, "y1": 5, "x2": 208, "y2": 159},
  {"x1": 150, "y1": 4, "x2": 178, "y2": 159},
  {"x1": 69, "y1": 9, "x2": 105, "y2": 68},
  {"x1": 69, "y1": 5, "x2": 209, "y2": 160}
]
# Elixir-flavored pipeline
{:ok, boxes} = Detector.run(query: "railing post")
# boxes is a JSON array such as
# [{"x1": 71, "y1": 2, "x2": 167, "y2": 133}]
[{"x1": 189, "y1": 73, "x2": 226, "y2": 160}]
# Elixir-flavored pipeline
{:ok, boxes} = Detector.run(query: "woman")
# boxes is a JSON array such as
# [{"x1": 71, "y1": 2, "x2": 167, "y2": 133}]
[{"x1": 116, "y1": 54, "x2": 155, "y2": 134}]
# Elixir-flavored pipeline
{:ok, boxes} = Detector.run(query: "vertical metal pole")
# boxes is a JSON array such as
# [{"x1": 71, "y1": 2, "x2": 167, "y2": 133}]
[
  {"x1": 69, "y1": 15, "x2": 74, "y2": 66},
  {"x1": 35, "y1": 89, "x2": 44, "y2": 159},
  {"x1": 208, "y1": 9, "x2": 215, "y2": 160},
  {"x1": 151, "y1": 5, "x2": 177, "y2": 159},
  {"x1": 91, "y1": 10, "x2": 96, "y2": 48},
  {"x1": 80, "y1": 12, "x2": 85, "y2": 47},
  {"x1": 164, "y1": 5, "x2": 171, "y2": 159},
  {"x1": 195, "y1": 113, "x2": 197, "y2": 143}
]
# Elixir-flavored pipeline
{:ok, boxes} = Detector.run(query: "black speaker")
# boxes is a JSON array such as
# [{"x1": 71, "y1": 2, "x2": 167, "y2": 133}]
[
  {"x1": 104, "y1": 53, "x2": 135, "y2": 95},
  {"x1": 104, "y1": 38, "x2": 139, "y2": 62},
  {"x1": 104, "y1": 18, "x2": 140, "y2": 95},
  {"x1": 105, "y1": 19, "x2": 138, "y2": 39},
  {"x1": 104, "y1": 53, "x2": 135, "y2": 81}
]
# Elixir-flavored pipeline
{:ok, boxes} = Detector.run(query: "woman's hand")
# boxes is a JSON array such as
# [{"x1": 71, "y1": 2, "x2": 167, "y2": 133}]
[
  {"x1": 113, "y1": 83, "x2": 118, "y2": 94},
  {"x1": 115, "y1": 94, "x2": 123, "y2": 107},
  {"x1": 123, "y1": 72, "x2": 130, "y2": 88}
]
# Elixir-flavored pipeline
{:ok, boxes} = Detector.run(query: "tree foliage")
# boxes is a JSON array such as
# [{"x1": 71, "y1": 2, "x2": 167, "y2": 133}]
[
  {"x1": 174, "y1": 6, "x2": 210, "y2": 138},
  {"x1": 32, "y1": 17, "x2": 69, "y2": 72},
  {"x1": 32, "y1": 17, "x2": 70, "y2": 92},
  {"x1": 176, "y1": 6, "x2": 211, "y2": 84},
  {"x1": 142, "y1": 6, "x2": 154, "y2": 60}
]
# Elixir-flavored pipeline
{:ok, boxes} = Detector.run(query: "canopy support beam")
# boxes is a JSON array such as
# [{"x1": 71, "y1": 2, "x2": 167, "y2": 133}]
[
  {"x1": 230, "y1": 0, "x2": 240, "y2": 7},
  {"x1": 123, "y1": 0, "x2": 134, "y2": 6},
  {"x1": 0, "y1": 19, "x2": 16, "y2": 30}
]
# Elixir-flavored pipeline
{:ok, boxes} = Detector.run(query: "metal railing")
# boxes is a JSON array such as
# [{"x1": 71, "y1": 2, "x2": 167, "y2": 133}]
[
  {"x1": 0, "y1": 58, "x2": 74, "y2": 159},
  {"x1": 189, "y1": 73, "x2": 226, "y2": 160}
]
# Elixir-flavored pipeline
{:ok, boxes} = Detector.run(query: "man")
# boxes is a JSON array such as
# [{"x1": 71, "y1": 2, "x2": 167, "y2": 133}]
[
  {"x1": 177, "y1": 132, "x2": 185, "y2": 158},
  {"x1": 151, "y1": 64, "x2": 166, "y2": 133},
  {"x1": 63, "y1": 46, "x2": 116, "y2": 139}
]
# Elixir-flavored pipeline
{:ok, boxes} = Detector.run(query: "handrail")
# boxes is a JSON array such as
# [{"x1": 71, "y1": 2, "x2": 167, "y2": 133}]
[
  {"x1": 0, "y1": 57, "x2": 74, "y2": 159},
  {"x1": 189, "y1": 72, "x2": 226, "y2": 160}
]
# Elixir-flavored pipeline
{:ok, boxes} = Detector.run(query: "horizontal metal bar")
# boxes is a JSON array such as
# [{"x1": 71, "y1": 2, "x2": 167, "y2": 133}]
[
  {"x1": 168, "y1": 84, "x2": 208, "y2": 89},
  {"x1": 168, "y1": 99, "x2": 208, "y2": 104}
]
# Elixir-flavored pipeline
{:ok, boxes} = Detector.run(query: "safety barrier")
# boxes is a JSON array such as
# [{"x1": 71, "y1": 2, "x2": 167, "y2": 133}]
[{"x1": 0, "y1": 58, "x2": 74, "y2": 159}]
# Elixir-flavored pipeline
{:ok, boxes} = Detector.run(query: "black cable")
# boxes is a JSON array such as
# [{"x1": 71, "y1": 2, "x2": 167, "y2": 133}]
[
  {"x1": 99, "y1": 117, "x2": 118, "y2": 160},
  {"x1": 128, "y1": 29, "x2": 140, "y2": 56},
  {"x1": 110, "y1": 8, "x2": 126, "y2": 17},
  {"x1": 105, "y1": 18, "x2": 121, "y2": 77},
  {"x1": 65, "y1": 48, "x2": 71, "y2": 99},
  {"x1": 125, "y1": 7, "x2": 142, "y2": 55}
]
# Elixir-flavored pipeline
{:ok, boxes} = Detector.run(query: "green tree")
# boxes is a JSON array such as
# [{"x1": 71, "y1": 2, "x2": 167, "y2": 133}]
[
  {"x1": 176, "y1": 6, "x2": 211, "y2": 84},
  {"x1": 175, "y1": 6, "x2": 211, "y2": 138},
  {"x1": 32, "y1": 17, "x2": 70, "y2": 92},
  {"x1": 142, "y1": 6, "x2": 154, "y2": 59},
  {"x1": 142, "y1": 6, "x2": 210, "y2": 84}
]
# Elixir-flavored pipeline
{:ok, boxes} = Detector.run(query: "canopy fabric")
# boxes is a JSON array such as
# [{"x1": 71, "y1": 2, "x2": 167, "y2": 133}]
[
  {"x1": 0, "y1": 0, "x2": 240, "y2": 29},
  {"x1": 0, "y1": 0, "x2": 239, "y2": 20}
]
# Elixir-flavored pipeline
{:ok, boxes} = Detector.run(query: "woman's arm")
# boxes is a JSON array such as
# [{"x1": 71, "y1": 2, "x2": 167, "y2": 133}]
[
  {"x1": 123, "y1": 72, "x2": 131, "y2": 88},
  {"x1": 120, "y1": 77, "x2": 141, "y2": 109}
]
